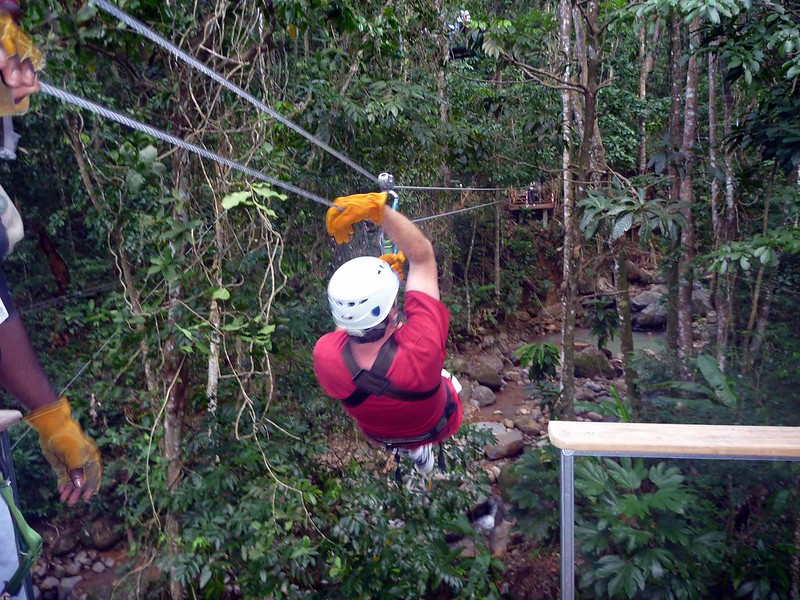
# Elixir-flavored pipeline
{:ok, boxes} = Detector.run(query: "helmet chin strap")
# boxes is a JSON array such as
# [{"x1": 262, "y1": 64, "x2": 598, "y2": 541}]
[{"x1": 348, "y1": 308, "x2": 401, "y2": 344}]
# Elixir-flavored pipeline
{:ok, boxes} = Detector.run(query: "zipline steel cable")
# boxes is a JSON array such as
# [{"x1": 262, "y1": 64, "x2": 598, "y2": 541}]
[
  {"x1": 40, "y1": 83, "x2": 336, "y2": 209},
  {"x1": 93, "y1": 0, "x2": 516, "y2": 197},
  {"x1": 93, "y1": 0, "x2": 379, "y2": 184},
  {"x1": 41, "y1": 83, "x2": 504, "y2": 223}
]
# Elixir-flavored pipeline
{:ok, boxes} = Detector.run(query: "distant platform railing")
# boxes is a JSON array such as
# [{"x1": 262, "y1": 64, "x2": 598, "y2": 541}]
[{"x1": 547, "y1": 421, "x2": 800, "y2": 600}]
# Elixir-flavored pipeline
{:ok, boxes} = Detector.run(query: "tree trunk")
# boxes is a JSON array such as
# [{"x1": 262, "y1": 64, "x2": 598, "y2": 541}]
[
  {"x1": 615, "y1": 244, "x2": 638, "y2": 408},
  {"x1": 494, "y1": 67, "x2": 503, "y2": 304},
  {"x1": 746, "y1": 266, "x2": 776, "y2": 370},
  {"x1": 715, "y1": 67, "x2": 738, "y2": 370},
  {"x1": 637, "y1": 20, "x2": 659, "y2": 175},
  {"x1": 677, "y1": 18, "x2": 700, "y2": 370},
  {"x1": 558, "y1": 0, "x2": 576, "y2": 420},
  {"x1": 434, "y1": 0, "x2": 452, "y2": 185},
  {"x1": 665, "y1": 11, "x2": 684, "y2": 356},
  {"x1": 742, "y1": 168, "x2": 774, "y2": 371}
]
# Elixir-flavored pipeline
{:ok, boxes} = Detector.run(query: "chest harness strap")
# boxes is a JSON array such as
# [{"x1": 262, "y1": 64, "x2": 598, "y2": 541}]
[{"x1": 341, "y1": 335, "x2": 440, "y2": 408}]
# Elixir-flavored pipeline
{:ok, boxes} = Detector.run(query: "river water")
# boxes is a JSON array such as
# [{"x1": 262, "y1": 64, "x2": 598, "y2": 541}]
[{"x1": 531, "y1": 328, "x2": 665, "y2": 355}]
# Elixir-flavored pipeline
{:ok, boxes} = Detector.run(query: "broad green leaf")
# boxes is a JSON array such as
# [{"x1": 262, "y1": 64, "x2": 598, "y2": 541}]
[{"x1": 222, "y1": 191, "x2": 252, "y2": 209}]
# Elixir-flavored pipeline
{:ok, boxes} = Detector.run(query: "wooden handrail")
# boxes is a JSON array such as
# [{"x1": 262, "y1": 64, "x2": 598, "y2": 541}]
[
  {"x1": 548, "y1": 421, "x2": 800, "y2": 458},
  {"x1": 0, "y1": 410, "x2": 22, "y2": 434}
]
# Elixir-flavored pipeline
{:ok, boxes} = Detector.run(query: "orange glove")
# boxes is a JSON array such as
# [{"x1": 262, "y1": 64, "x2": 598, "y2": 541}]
[
  {"x1": 25, "y1": 397, "x2": 102, "y2": 504},
  {"x1": 380, "y1": 251, "x2": 406, "y2": 281},
  {"x1": 325, "y1": 192, "x2": 388, "y2": 244},
  {"x1": 0, "y1": 11, "x2": 44, "y2": 116}
]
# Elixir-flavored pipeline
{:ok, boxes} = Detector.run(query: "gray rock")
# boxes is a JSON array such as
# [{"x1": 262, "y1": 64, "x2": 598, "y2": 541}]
[
  {"x1": 474, "y1": 422, "x2": 524, "y2": 460},
  {"x1": 80, "y1": 515, "x2": 123, "y2": 551},
  {"x1": 102, "y1": 556, "x2": 116, "y2": 568},
  {"x1": 503, "y1": 419, "x2": 515, "y2": 429},
  {"x1": 458, "y1": 384, "x2": 473, "y2": 405},
  {"x1": 64, "y1": 560, "x2": 81, "y2": 577},
  {"x1": 446, "y1": 355, "x2": 471, "y2": 376},
  {"x1": 631, "y1": 290, "x2": 664, "y2": 312},
  {"x1": 585, "y1": 411, "x2": 605, "y2": 422},
  {"x1": 490, "y1": 519, "x2": 514, "y2": 556},
  {"x1": 75, "y1": 551, "x2": 93, "y2": 567},
  {"x1": 472, "y1": 363, "x2": 504, "y2": 390},
  {"x1": 51, "y1": 563, "x2": 66, "y2": 579},
  {"x1": 574, "y1": 347, "x2": 615, "y2": 379},
  {"x1": 91, "y1": 561, "x2": 106, "y2": 573},
  {"x1": 40, "y1": 526, "x2": 79, "y2": 557},
  {"x1": 515, "y1": 418, "x2": 543, "y2": 436},
  {"x1": 39, "y1": 577, "x2": 60, "y2": 592},
  {"x1": 632, "y1": 302, "x2": 668, "y2": 330},
  {"x1": 585, "y1": 380, "x2": 606, "y2": 393},
  {"x1": 575, "y1": 386, "x2": 596, "y2": 402},
  {"x1": 58, "y1": 575, "x2": 84, "y2": 600},
  {"x1": 473, "y1": 385, "x2": 497, "y2": 407},
  {"x1": 692, "y1": 287, "x2": 712, "y2": 317}
]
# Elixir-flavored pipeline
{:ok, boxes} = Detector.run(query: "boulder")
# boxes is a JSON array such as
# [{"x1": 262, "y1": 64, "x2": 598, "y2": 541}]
[
  {"x1": 692, "y1": 287, "x2": 712, "y2": 317},
  {"x1": 40, "y1": 525, "x2": 79, "y2": 557},
  {"x1": 474, "y1": 421, "x2": 525, "y2": 460},
  {"x1": 631, "y1": 290, "x2": 664, "y2": 312},
  {"x1": 471, "y1": 362, "x2": 504, "y2": 390},
  {"x1": 632, "y1": 302, "x2": 668, "y2": 330},
  {"x1": 446, "y1": 355, "x2": 471, "y2": 376},
  {"x1": 574, "y1": 347, "x2": 615, "y2": 379},
  {"x1": 472, "y1": 385, "x2": 497, "y2": 407},
  {"x1": 80, "y1": 514, "x2": 124, "y2": 551},
  {"x1": 515, "y1": 418, "x2": 543, "y2": 436}
]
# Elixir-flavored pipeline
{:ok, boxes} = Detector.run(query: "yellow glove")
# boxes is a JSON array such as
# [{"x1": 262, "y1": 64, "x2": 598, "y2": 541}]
[
  {"x1": 25, "y1": 397, "x2": 102, "y2": 503},
  {"x1": 379, "y1": 251, "x2": 406, "y2": 281},
  {"x1": 0, "y1": 11, "x2": 45, "y2": 116},
  {"x1": 325, "y1": 192, "x2": 388, "y2": 244}
]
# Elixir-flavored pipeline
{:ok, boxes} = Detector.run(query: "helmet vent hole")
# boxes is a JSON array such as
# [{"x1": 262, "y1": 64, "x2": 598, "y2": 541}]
[{"x1": 371, "y1": 306, "x2": 381, "y2": 317}]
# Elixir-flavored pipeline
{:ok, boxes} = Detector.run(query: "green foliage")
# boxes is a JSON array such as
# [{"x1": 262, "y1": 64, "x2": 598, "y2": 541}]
[
  {"x1": 578, "y1": 183, "x2": 683, "y2": 244},
  {"x1": 577, "y1": 386, "x2": 634, "y2": 423},
  {"x1": 710, "y1": 227, "x2": 800, "y2": 274},
  {"x1": 515, "y1": 342, "x2": 560, "y2": 381},
  {"x1": 505, "y1": 444, "x2": 561, "y2": 544},
  {"x1": 576, "y1": 457, "x2": 725, "y2": 599},
  {"x1": 644, "y1": 353, "x2": 740, "y2": 410},
  {"x1": 582, "y1": 296, "x2": 620, "y2": 351}
]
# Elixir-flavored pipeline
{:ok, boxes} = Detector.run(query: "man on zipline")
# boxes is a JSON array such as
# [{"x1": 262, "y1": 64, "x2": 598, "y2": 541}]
[{"x1": 314, "y1": 191, "x2": 463, "y2": 474}]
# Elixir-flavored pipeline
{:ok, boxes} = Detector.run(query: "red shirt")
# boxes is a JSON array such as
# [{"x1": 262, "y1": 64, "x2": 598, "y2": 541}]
[{"x1": 314, "y1": 291, "x2": 462, "y2": 446}]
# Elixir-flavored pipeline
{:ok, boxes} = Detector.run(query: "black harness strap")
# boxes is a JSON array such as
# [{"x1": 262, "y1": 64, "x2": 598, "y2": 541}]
[
  {"x1": 341, "y1": 335, "x2": 440, "y2": 408},
  {"x1": 364, "y1": 385, "x2": 457, "y2": 447}
]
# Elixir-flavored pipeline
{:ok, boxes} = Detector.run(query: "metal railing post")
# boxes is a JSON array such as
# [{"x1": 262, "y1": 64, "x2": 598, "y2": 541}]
[{"x1": 560, "y1": 449, "x2": 575, "y2": 600}]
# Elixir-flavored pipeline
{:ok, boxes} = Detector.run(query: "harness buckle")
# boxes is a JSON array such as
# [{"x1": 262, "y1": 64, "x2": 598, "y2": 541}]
[{"x1": 352, "y1": 368, "x2": 392, "y2": 396}]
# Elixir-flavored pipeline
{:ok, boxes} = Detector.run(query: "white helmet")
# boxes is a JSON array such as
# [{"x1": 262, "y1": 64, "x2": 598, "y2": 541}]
[{"x1": 328, "y1": 256, "x2": 400, "y2": 336}]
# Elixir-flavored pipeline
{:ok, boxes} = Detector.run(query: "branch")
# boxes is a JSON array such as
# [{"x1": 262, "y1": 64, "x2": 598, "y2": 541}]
[{"x1": 504, "y1": 54, "x2": 586, "y2": 92}]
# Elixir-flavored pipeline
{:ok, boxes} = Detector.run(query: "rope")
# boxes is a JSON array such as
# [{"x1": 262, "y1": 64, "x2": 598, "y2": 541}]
[
  {"x1": 94, "y1": 0, "x2": 378, "y2": 184},
  {"x1": 411, "y1": 200, "x2": 500, "y2": 223},
  {"x1": 40, "y1": 83, "x2": 336, "y2": 209}
]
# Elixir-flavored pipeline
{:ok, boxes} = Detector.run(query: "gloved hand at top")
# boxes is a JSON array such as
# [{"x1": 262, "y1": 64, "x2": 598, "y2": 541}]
[
  {"x1": 379, "y1": 251, "x2": 406, "y2": 281},
  {"x1": 0, "y1": 5, "x2": 44, "y2": 115},
  {"x1": 25, "y1": 396, "x2": 102, "y2": 506},
  {"x1": 326, "y1": 191, "x2": 387, "y2": 244}
]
